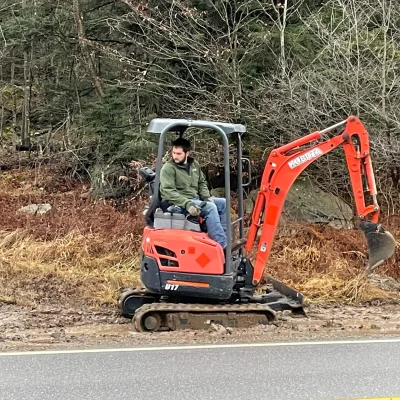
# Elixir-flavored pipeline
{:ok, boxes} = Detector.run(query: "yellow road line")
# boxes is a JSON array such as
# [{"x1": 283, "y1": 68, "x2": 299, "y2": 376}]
[
  {"x1": 1, "y1": 336, "x2": 400, "y2": 357},
  {"x1": 342, "y1": 398, "x2": 400, "y2": 400}
]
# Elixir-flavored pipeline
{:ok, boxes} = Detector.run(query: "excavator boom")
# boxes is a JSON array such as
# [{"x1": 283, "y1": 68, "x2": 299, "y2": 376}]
[{"x1": 246, "y1": 116, "x2": 396, "y2": 283}]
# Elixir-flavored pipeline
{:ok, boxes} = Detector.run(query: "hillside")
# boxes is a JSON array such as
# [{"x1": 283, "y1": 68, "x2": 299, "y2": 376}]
[{"x1": 0, "y1": 164, "x2": 399, "y2": 350}]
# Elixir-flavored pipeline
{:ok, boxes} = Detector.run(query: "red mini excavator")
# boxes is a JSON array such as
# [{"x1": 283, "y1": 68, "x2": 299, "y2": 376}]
[{"x1": 118, "y1": 116, "x2": 396, "y2": 332}]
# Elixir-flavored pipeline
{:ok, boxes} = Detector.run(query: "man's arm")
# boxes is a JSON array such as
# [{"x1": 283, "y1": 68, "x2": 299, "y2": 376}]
[
  {"x1": 198, "y1": 167, "x2": 211, "y2": 200},
  {"x1": 160, "y1": 164, "x2": 193, "y2": 210}
]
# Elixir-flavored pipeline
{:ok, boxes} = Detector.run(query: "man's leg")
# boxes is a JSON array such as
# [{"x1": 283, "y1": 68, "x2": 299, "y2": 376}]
[
  {"x1": 191, "y1": 199, "x2": 227, "y2": 249},
  {"x1": 209, "y1": 197, "x2": 246, "y2": 253},
  {"x1": 211, "y1": 197, "x2": 227, "y2": 233}
]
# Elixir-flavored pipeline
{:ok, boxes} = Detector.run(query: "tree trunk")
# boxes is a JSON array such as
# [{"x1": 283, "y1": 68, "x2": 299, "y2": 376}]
[
  {"x1": 21, "y1": 48, "x2": 31, "y2": 147},
  {"x1": 20, "y1": 0, "x2": 31, "y2": 147},
  {"x1": 280, "y1": 0, "x2": 288, "y2": 81},
  {"x1": 0, "y1": 64, "x2": 3, "y2": 144},
  {"x1": 73, "y1": 0, "x2": 105, "y2": 98},
  {"x1": 381, "y1": 0, "x2": 390, "y2": 119},
  {"x1": 10, "y1": 59, "x2": 17, "y2": 148}
]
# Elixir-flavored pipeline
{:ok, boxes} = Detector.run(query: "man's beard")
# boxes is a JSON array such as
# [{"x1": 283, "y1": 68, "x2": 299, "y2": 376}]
[{"x1": 174, "y1": 158, "x2": 186, "y2": 165}]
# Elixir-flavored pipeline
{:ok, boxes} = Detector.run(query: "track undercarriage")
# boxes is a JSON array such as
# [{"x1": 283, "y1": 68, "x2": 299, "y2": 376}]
[{"x1": 118, "y1": 279, "x2": 305, "y2": 332}]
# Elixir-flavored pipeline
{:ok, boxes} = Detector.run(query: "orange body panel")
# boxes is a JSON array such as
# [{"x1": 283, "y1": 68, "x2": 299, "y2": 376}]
[{"x1": 142, "y1": 226, "x2": 225, "y2": 274}]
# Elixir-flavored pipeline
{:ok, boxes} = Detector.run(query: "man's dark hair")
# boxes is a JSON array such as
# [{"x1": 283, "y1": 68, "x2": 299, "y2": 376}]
[{"x1": 172, "y1": 137, "x2": 191, "y2": 152}]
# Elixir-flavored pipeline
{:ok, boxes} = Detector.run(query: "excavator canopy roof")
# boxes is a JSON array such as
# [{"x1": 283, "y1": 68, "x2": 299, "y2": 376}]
[{"x1": 147, "y1": 118, "x2": 247, "y2": 135}]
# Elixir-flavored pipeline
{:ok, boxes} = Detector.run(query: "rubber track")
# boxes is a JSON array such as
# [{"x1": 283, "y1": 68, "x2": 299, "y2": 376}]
[
  {"x1": 118, "y1": 287, "x2": 151, "y2": 307},
  {"x1": 120, "y1": 286, "x2": 149, "y2": 296},
  {"x1": 133, "y1": 302, "x2": 277, "y2": 332}
]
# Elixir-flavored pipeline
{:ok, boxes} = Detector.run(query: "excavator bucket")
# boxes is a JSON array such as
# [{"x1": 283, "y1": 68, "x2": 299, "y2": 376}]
[{"x1": 359, "y1": 221, "x2": 396, "y2": 273}]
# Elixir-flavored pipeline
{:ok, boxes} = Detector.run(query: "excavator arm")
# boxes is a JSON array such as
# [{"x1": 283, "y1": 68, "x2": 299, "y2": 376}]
[{"x1": 245, "y1": 116, "x2": 395, "y2": 284}]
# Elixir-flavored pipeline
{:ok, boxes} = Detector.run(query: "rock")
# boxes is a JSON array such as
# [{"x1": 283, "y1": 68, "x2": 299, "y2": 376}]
[
  {"x1": 262, "y1": 324, "x2": 278, "y2": 332},
  {"x1": 0, "y1": 231, "x2": 21, "y2": 249},
  {"x1": 248, "y1": 189, "x2": 258, "y2": 202},
  {"x1": 242, "y1": 180, "x2": 353, "y2": 229},
  {"x1": 284, "y1": 177, "x2": 353, "y2": 229},
  {"x1": 211, "y1": 188, "x2": 226, "y2": 197},
  {"x1": 243, "y1": 198, "x2": 254, "y2": 214},
  {"x1": 242, "y1": 190, "x2": 258, "y2": 215},
  {"x1": 50, "y1": 329, "x2": 65, "y2": 340},
  {"x1": 17, "y1": 203, "x2": 52, "y2": 215},
  {"x1": 367, "y1": 273, "x2": 400, "y2": 292},
  {"x1": 209, "y1": 323, "x2": 230, "y2": 335}
]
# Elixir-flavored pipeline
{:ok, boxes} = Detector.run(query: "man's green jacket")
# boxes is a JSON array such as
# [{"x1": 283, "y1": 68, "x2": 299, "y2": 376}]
[{"x1": 160, "y1": 157, "x2": 210, "y2": 210}]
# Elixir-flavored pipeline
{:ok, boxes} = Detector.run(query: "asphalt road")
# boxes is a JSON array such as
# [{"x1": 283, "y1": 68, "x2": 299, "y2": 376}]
[{"x1": 1, "y1": 338, "x2": 400, "y2": 400}]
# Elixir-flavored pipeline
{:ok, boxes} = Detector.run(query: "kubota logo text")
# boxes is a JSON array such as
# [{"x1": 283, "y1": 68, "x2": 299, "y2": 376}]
[{"x1": 288, "y1": 148, "x2": 323, "y2": 169}]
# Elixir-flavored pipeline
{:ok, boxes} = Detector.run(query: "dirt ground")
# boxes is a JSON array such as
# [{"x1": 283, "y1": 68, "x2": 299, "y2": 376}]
[{"x1": 2, "y1": 295, "x2": 400, "y2": 352}]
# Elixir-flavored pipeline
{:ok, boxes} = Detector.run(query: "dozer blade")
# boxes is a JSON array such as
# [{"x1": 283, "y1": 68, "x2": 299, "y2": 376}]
[
  {"x1": 250, "y1": 277, "x2": 305, "y2": 316},
  {"x1": 359, "y1": 221, "x2": 396, "y2": 273}
]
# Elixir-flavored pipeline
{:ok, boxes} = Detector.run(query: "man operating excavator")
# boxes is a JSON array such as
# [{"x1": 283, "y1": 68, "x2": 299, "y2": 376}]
[{"x1": 159, "y1": 137, "x2": 244, "y2": 253}]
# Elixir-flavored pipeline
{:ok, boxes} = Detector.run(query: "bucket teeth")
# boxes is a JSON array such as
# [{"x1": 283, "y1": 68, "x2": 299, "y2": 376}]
[{"x1": 359, "y1": 221, "x2": 396, "y2": 273}]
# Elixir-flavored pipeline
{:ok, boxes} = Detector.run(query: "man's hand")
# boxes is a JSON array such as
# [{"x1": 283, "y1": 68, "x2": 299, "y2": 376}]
[
  {"x1": 188, "y1": 204, "x2": 201, "y2": 216},
  {"x1": 204, "y1": 197, "x2": 214, "y2": 203}
]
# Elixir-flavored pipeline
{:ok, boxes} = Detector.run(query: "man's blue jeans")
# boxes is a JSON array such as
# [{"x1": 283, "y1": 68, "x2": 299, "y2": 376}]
[{"x1": 168, "y1": 197, "x2": 227, "y2": 249}]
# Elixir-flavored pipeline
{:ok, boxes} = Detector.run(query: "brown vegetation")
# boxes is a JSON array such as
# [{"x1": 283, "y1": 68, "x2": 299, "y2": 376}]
[
  {"x1": 0, "y1": 166, "x2": 144, "y2": 307},
  {"x1": 0, "y1": 166, "x2": 399, "y2": 309}
]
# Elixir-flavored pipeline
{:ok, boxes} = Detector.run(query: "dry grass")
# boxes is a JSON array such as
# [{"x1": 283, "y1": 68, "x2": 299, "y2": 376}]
[
  {"x1": 0, "y1": 165, "x2": 399, "y2": 307},
  {"x1": 263, "y1": 222, "x2": 400, "y2": 304},
  {"x1": 0, "y1": 230, "x2": 141, "y2": 307}
]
